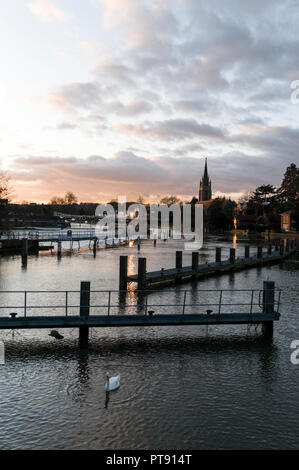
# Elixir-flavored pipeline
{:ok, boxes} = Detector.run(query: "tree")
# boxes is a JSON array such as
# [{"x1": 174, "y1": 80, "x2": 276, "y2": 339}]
[
  {"x1": 136, "y1": 195, "x2": 145, "y2": 204},
  {"x1": 278, "y1": 163, "x2": 299, "y2": 230},
  {"x1": 207, "y1": 198, "x2": 235, "y2": 231},
  {"x1": 159, "y1": 195, "x2": 181, "y2": 206},
  {"x1": 49, "y1": 192, "x2": 78, "y2": 205},
  {"x1": 50, "y1": 196, "x2": 65, "y2": 205},
  {"x1": 189, "y1": 196, "x2": 199, "y2": 205},
  {"x1": 277, "y1": 163, "x2": 299, "y2": 208},
  {"x1": 0, "y1": 170, "x2": 11, "y2": 225},
  {"x1": 245, "y1": 184, "x2": 278, "y2": 216},
  {"x1": 238, "y1": 192, "x2": 252, "y2": 205},
  {"x1": 251, "y1": 184, "x2": 277, "y2": 204},
  {"x1": 64, "y1": 192, "x2": 78, "y2": 205},
  {"x1": 0, "y1": 172, "x2": 10, "y2": 201}
]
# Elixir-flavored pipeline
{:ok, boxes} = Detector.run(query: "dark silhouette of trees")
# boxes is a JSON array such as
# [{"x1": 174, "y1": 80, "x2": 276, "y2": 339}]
[{"x1": 49, "y1": 192, "x2": 78, "y2": 205}]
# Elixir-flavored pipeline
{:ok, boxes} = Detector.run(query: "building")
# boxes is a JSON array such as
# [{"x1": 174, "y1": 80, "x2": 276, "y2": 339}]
[
  {"x1": 280, "y1": 211, "x2": 293, "y2": 231},
  {"x1": 199, "y1": 158, "x2": 212, "y2": 201}
]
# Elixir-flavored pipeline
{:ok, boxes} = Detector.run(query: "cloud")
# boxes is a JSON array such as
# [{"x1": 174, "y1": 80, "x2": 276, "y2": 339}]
[
  {"x1": 27, "y1": 0, "x2": 71, "y2": 22},
  {"x1": 117, "y1": 119, "x2": 225, "y2": 141},
  {"x1": 8, "y1": 148, "x2": 290, "y2": 203},
  {"x1": 49, "y1": 82, "x2": 102, "y2": 112},
  {"x1": 14, "y1": 0, "x2": 299, "y2": 202}
]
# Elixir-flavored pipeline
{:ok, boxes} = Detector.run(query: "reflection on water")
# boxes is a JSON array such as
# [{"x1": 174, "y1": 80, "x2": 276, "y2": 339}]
[{"x1": 0, "y1": 236, "x2": 298, "y2": 449}]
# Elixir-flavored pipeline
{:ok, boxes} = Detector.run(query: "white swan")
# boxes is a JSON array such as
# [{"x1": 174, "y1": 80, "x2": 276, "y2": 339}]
[{"x1": 106, "y1": 373, "x2": 120, "y2": 391}]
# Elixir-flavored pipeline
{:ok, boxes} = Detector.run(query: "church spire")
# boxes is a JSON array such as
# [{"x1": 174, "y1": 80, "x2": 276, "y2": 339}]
[
  {"x1": 203, "y1": 157, "x2": 208, "y2": 180},
  {"x1": 199, "y1": 158, "x2": 212, "y2": 201}
]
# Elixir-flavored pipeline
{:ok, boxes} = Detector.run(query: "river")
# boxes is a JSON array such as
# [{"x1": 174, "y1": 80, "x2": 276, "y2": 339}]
[{"x1": 0, "y1": 234, "x2": 298, "y2": 449}]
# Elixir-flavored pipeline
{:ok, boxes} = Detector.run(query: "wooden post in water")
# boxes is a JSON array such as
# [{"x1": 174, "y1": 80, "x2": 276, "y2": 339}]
[
  {"x1": 216, "y1": 247, "x2": 221, "y2": 263},
  {"x1": 267, "y1": 243, "x2": 272, "y2": 255},
  {"x1": 291, "y1": 240, "x2": 294, "y2": 250},
  {"x1": 137, "y1": 237, "x2": 141, "y2": 252},
  {"x1": 245, "y1": 246, "x2": 250, "y2": 259},
  {"x1": 93, "y1": 239, "x2": 97, "y2": 255},
  {"x1": 176, "y1": 251, "x2": 183, "y2": 270},
  {"x1": 275, "y1": 240, "x2": 279, "y2": 252},
  {"x1": 22, "y1": 238, "x2": 28, "y2": 256},
  {"x1": 280, "y1": 242, "x2": 284, "y2": 255},
  {"x1": 192, "y1": 252, "x2": 199, "y2": 270},
  {"x1": 257, "y1": 246, "x2": 263, "y2": 259},
  {"x1": 119, "y1": 256, "x2": 128, "y2": 291},
  {"x1": 229, "y1": 248, "x2": 235, "y2": 264},
  {"x1": 262, "y1": 280, "x2": 275, "y2": 336},
  {"x1": 57, "y1": 240, "x2": 62, "y2": 257},
  {"x1": 79, "y1": 281, "x2": 90, "y2": 344},
  {"x1": 138, "y1": 258, "x2": 147, "y2": 290},
  {"x1": 286, "y1": 239, "x2": 290, "y2": 252}
]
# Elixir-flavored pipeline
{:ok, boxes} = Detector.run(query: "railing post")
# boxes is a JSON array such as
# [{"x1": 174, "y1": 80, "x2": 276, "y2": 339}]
[
  {"x1": 176, "y1": 251, "x2": 183, "y2": 270},
  {"x1": 257, "y1": 246, "x2": 263, "y2": 259},
  {"x1": 229, "y1": 248, "x2": 235, "y2": 264},
  {"x1": 107, "y1": 291, "x2": 111, "y2": 316},
  {"x1": 218, "y1": 290, "x2": 223, "y2": 314},
  {"x1": 24, "y1": 291, "x2": 27, "y2": 318},
  {"x1": 79, "y1": 281, "x2": 90, "y2": 344},
  {"x1": 215, "y1": 247, "x2": 221, "y2": 263},
  {"x1": 245, "y1": 246, "x2": 250, "y2": 259},
  {"x1": 65, "y1": 291, "x2": 68, "y2": 316},
  {"x1": 138, "y1": 258, "x2": 147, "y2": 290},
  {"x1": 192, "y1": 252, "x2": 199, "y2": 270},
  {"x1": 250, "y1": 290, "x2": 254, "y2": 315},
  {"x1": 182, "y1": 291, "x2": 187, "y2": 314},
  {"x1": 262, "y1": 281, "x2": 275, "y2": 337},
  {"x1": 119, "y1": 256, "x2": 128, "y2": 291}
]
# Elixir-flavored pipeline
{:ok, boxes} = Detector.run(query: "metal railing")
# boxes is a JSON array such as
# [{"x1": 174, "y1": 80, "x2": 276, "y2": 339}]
[
  {"x1": 0, "y1": 230, "x2": 97, "y2": 240},
  {"x1": 0, "y1": 288, "x2": 282, "y2": 318}
]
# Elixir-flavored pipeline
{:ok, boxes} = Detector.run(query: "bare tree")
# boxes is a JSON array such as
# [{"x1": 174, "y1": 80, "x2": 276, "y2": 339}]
[
  {"x1": 49, "y1": 192, "x2": 78, "y2": 205},
  {"x1": 0, "y1": 171, "x2": 11, "y2": 201},
  {"x1": 159, "y1": 195, "x2": 181, "y2": 206},
  {"x1": 50, "y1": 196, "x2": 65, "y2": 205},
  {"x1": 64, "y1": 192, "x2": 78, "y2": 205},
  {"x1": 136, "y1": 194, "x2": 145, "y2": 204}
]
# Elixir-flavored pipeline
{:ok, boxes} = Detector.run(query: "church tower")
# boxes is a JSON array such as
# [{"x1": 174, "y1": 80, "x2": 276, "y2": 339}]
[{"x1": 199, "y1": 158, "x2": 212, "y2": 201}]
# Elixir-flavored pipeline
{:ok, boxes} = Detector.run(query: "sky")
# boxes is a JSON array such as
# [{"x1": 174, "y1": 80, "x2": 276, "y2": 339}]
[{"x1": 0, "y1": 0, "x2": 299, "y2": 203}]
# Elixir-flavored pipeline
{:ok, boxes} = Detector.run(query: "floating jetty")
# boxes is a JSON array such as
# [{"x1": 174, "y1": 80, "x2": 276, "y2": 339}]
[
  {"x1": 0, "y1": 230, "x2": 130, "y2": 256},
  {"x1": 120, "y1": 239, "x2": 298, "y2": 289},
  {"x1": 0, "y1": 281, "x2": 281, "y2": 341}
]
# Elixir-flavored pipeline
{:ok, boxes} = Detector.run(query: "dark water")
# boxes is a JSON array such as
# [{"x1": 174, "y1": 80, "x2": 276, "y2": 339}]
[{"x1": 0, "y1": 236, "x2": 298, "y2": 449}]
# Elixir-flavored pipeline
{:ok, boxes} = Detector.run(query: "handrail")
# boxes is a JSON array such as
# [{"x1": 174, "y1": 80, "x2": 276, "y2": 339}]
[{"x1": 0, "y1": 288, "x2": 282, "y2": 318}]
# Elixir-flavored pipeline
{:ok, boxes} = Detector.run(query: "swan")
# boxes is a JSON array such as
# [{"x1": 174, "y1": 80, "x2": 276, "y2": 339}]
[{"x1": 106, "y1": 373, "x2": 120, "y2": 391}]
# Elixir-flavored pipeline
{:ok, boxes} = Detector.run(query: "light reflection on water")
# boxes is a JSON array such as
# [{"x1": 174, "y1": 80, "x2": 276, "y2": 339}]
[{"x1": 0, "y1": 236, "x2": 298, "y2": 449}]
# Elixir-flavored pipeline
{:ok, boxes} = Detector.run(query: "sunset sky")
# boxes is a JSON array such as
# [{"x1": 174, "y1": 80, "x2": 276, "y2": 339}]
[{"x1": 1, "y1": 0, "x2": 299, "y2": 203}]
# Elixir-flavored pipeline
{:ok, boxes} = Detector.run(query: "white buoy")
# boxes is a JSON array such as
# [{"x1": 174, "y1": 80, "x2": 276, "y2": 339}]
[{"x1": 106, "y1": 373, "x2": 120, "y2": 391}]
